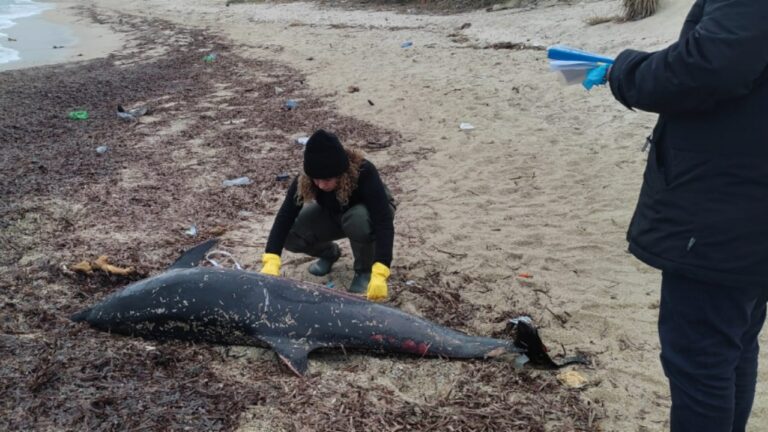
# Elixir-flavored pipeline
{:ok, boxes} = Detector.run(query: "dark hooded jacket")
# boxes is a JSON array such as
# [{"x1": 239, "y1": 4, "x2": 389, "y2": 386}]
[{"x1": 608, "y1": 0, "x2": 768, "y2": 287}]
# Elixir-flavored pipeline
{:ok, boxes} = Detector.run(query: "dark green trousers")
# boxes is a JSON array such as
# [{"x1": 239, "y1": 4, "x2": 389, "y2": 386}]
[{"x1": 284, "y1": 203, "x2": 393, "y2": 273}]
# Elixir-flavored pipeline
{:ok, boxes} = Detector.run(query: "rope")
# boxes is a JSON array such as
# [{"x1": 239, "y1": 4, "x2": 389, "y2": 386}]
[{"x1": 204, "y1": 250, "x2": 243, "y2": 270}]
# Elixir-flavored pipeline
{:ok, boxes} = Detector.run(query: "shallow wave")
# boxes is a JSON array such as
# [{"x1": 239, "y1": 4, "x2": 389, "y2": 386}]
[
  {"x1": 0, "y1": 45, "x2": 19, "y2": 64},
  {"x1": 0, "y1": 0, "x2": 53, "y2": 31}
]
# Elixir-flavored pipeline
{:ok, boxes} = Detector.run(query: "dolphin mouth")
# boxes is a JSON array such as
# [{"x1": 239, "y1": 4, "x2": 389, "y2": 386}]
[{"x1": 70, "y1": 307, "x2": 92, "y2": 323}]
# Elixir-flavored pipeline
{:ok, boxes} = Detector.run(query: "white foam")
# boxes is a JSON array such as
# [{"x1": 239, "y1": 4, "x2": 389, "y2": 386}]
[
  {"x1": 0, "y1": 0, "x2": 52, "y2": 31},
  {"x1": 0, "y1": 0, "x2": 53, "y2": 64},
  {"x1": 0, "y1": 44, "x2": 19, "y2": 64}
]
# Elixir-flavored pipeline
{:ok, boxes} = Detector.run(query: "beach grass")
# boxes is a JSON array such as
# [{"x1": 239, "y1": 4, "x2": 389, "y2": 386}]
[{"x1": 622, "y1": 0, "x2": 659, "y2": 20}]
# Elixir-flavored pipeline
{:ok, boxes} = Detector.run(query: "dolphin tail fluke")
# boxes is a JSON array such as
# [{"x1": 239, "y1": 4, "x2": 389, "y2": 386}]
[
  {"x1": 260, "y1": 335, "x2": 311, "y2": 377},
  {"x1": 510, "y1": 317, "x2": 587, "y2": 369},
  {"x1": 167, "y1": 238, "x2": 219, "y2": 270},
  {"x1": 70, "y1": 307, "x2": 92, "y2": 322}
]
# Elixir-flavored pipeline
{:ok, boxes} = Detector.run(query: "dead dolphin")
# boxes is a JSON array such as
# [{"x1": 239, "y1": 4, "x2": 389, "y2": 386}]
[{"x1": 71, "y1": 239, "x2": 580, "y2": 375}]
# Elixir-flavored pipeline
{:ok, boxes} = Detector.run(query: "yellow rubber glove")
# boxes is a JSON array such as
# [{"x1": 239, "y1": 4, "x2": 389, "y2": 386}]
[
  {"x1": 366, "y1": 262, "x2": 390, "y2": 301},
  {"x1": 260, "y1": 253, "x2": 281, "y2": 276}
]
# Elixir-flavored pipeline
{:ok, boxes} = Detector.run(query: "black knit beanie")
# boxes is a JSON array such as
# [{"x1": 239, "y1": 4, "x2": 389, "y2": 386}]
[{"x1": 303, "y1": 129, "x2": 350, "y2": 179}]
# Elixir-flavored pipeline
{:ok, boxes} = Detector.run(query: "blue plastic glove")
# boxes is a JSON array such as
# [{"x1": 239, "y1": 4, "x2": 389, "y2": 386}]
[{"x1": 582, "y1": 64, "x2": 610, "y2": 90}]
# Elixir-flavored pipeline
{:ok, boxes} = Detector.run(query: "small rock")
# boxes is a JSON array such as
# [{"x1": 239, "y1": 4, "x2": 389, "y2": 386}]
[{"x1": 557, "y1": 370, "x2": 588, "y2": 388}]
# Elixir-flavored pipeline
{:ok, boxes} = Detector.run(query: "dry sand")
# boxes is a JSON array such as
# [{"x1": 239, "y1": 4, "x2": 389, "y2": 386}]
[{"x1": 18, "y1": 0, "x2": 768, "y2": 430}]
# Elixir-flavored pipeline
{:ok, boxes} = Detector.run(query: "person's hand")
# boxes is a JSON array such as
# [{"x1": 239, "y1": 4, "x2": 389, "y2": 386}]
[
  {"x1": 582, "y1": 64, "x2": 610, "y2": 90},
  {"x1": 366, "y1": 262, "x2": 390, "y2": 301},
  {"x1": 260, "y1": 253, "x2": 281, "y2": 276}
]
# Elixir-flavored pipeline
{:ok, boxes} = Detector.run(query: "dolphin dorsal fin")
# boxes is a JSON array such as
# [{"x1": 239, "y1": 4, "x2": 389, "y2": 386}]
[
  {"x1": 168, "y1": 238, "x2": 219, "y2": 270},
  {"x1": 260, "y1": 336, "x2": 312, "y2": 376}
]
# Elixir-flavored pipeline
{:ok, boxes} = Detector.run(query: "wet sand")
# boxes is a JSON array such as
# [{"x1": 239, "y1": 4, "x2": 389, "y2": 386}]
[{"x1": 0, "y1": 1, "x2": 121, "y2": 71}]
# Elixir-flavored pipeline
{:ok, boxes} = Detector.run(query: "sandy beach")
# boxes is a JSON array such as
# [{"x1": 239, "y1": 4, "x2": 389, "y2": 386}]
[{"x1": 1, "y1": 0, "x2": 766, "y2": 430}]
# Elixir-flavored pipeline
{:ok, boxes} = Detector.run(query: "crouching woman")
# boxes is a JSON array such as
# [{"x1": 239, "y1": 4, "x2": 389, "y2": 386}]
[{"x1": 260, "y1": 129, "x2": 396, "y2": 301}]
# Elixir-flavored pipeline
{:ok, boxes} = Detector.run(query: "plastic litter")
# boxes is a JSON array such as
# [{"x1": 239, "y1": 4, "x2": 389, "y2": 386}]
[
  {"x1": 205, "y1": 250, "x2": 242, "y2": 270},
  {"x1": 203, "y1": 53, "x2": 217, "y2": 63},
  {"x1": 296, "y1": 136, "x2": 309, "y2": 145},
  {"x1": 68, "y1": 110, "x2": 89, "y2": 120},
  {"x1": 222, "y1": 176, "x2": 252, "y2": 187},
  {"x1": 459, "y1": 122, "x2": 475, "y2": 130},
  {"x1": 184, "y1": 224, "x2": 198, "y2": 237},
  {"x1": 96, "y1": 146, "x2": 108, "y2": 154},
  {"x1": 117, "y1": 104, "x2": 149, "y2": 121},
  {"x1": 400, "y1": 40, "x2": 413, "y2": 48},
  {"x1": 405, "y1": 280, "x2": 416, "y2": 286},
  {"x1": 284, "y1": 99, "x2": 298, "y2": 110},
  {"x1": 326, "y1": 281, "x2": 335, "y2": 289},
  {"x1": 276, "y1": 173, "x2": 290, "y2": 181}
]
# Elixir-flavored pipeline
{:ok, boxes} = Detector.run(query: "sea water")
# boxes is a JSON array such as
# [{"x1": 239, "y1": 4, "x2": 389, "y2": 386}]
[{"x1": 0, "y1": 0, "x2": 53, "y2": 65}]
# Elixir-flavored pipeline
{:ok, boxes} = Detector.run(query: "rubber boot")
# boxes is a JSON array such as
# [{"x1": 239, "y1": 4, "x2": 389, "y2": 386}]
[
  {"x1": 348, "y1": 272, "x2": 371, "y2": 294},
  {"x1": 308, "y1": 243, "x2": 340, "y2": 276}
]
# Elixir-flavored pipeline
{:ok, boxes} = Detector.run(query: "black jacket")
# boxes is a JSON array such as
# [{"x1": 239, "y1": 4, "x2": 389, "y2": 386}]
[
  {"x1": 609, "y1": 0, "x2": 768, "y2": 287},
  {"x1": 265, "y1": 160, "x2": 395, "y2": 267}
]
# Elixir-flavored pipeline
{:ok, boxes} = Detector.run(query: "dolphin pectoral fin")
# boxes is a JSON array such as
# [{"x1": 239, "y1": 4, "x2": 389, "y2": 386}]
[
  {"x1": 167, "y1": 239, "x2": 219, "y2": 270},
  {"x1": 259, "y1": 336, "x2": 312, "y2": 377},
  {"x1": 277, "y1": 351, "x2": 309, "y2": 377}
]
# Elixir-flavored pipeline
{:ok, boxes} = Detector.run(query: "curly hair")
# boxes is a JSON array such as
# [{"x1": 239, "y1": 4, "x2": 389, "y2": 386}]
[{"x1": 297, "y1": 148, "x2": 365, "y2": 206}]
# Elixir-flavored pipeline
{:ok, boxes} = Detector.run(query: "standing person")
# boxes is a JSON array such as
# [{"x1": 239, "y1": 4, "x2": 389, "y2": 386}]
[
  {"x1": 586, "y1": 1, "x2": 768, "y2": 431},
  {"x1": 259, "y1": 129, "x2": 396, "y2": 301}
]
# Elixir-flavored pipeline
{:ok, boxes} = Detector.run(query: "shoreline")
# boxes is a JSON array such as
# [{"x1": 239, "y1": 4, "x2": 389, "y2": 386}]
[{"x1": 0, "y1": 1, "x2": 123, "y2": 72}]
